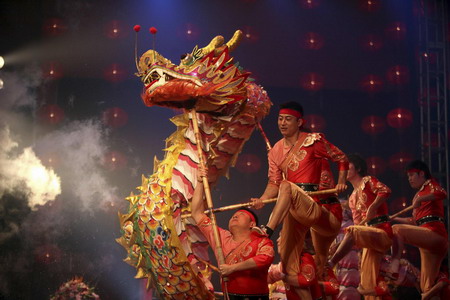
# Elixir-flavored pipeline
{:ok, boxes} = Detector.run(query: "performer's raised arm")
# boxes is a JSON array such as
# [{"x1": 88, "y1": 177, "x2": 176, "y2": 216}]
[{"x1": 191, "y1": 166, "x2": 208, "y2": 224}]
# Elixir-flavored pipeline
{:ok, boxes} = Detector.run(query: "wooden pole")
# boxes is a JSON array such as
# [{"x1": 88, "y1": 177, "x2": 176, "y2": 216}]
[
  {"x1": 182, "y1": 188, "x2": 338, "y2": 219},
  {"x1": 257, "y1": 122, "x2": 272, "y2": 151},
  {"x1": 190, "y1": 110, "x2": 228, "y2": 282},
  {"x1": 389, "y1": 205, "x2": 413, "y2": 219}
]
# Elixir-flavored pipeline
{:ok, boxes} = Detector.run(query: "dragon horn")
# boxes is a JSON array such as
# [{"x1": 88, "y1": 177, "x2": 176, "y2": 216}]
[
  {"x1": 200, "y1": 35, "x2": 225, "y2": 56},
  {"x1": 225, "y1": 30, "x2": 243, "y2": 52}
]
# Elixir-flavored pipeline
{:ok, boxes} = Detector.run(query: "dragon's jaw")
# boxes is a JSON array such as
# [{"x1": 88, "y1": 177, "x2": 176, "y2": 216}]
[{"x1": 143, "y1": 65, "x2": 202, "y2": 93}]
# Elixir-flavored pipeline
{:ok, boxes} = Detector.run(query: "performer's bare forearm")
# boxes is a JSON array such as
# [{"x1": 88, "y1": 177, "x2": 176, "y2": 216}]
[{"x1": 260, "y1": 183, "x2": 279, "y2": 200}]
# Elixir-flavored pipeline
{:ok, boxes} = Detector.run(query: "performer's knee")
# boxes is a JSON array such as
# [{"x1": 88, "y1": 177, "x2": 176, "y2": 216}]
[{"x1": 279, "y1": 180, "x2": 292, "y2": 196}]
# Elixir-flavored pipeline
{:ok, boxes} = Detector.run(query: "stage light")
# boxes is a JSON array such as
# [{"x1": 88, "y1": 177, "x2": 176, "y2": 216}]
[
  {"x1": 386, "y1": 108, "x2": 413, "y2": 129},
  {"x1": 0, "y1": 79, "x2": 3, "y2": 89},
  {"x1": 361, "y1": 115, "x2": 386, "y2": 135},
  {"x1": 0, "y1": 56, "x2": 4, "y2": 69},
  {"x1": 304, "y1": 114, "x2": 326, "y2": 132}
]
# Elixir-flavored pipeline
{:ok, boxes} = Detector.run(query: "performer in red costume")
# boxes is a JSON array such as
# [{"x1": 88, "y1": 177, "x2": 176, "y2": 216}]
[
  {"x1": 191, "y1": 167, "x2": 274, "y2": 300},
  {"x1": 268, "y1": 236, "x2": 322, "y2": 300},
  {"x1": 328, "y1": 154, "x2": 393, "y2": 300},
  {"x1": 391, "y1": 160, "x2": 448, "y2": 297},
  {"x1": 252, "y1": 101, "x2": 348, "y2": 298}
]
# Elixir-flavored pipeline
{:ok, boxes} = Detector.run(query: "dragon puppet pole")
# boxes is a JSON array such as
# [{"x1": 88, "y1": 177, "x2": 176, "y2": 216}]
[
  {"x1": 189, "y1": 110, "x2": 230, "y2": 288},
  {"x1": 257, "y1": 122, "x2": 272, "y2": 151},
  {"x1": 182, "y1": 188, "x2": 338, "y2": 219},
  {"x1": 389, "y1": 205, "x2": 414, "y2": 219}
]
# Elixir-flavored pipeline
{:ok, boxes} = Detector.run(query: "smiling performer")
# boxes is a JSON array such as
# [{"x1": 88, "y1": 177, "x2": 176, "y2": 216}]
[
  {"x1": 390, "y1": 160, "x2": 448, "y2": 298},
  {"x1": 191, "y1": 166, "x2": 274, "y2": 300},
  {"x1": 252, "y1": 101, "x2": 348, "y2": 297}
]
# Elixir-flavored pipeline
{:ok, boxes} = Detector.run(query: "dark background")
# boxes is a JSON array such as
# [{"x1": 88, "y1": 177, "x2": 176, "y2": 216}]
[{"x1": 0, "y1": 0, "x2": 445, "y2": 299}]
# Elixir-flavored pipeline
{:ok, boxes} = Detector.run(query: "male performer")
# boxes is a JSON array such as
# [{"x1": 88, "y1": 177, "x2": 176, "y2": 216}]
[
  {"x1": 328, "y1": 154, "x2": 393, "y2": 300},
  {"x1": 268, "y1": 236, "x2": 321, "y2": 300},
  {"x1": 391, "y1": 160, "x2": 448, "y2": 297},
  {"x1": 252, "y1": 101, "x2": 348, "y2": 297},
  {"x1": 191, "y1": 167, "x2": 274, "y2": 300}
]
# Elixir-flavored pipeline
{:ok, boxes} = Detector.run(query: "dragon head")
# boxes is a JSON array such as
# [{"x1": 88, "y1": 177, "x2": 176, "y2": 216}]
[{"x1": 136, "y1": 30, "x2": 250, "y2": 110}]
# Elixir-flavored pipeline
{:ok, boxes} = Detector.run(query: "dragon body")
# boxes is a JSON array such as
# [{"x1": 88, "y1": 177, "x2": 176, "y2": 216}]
[{"x1": 117, "y1": 30, "x2": 271, "y2": 299}]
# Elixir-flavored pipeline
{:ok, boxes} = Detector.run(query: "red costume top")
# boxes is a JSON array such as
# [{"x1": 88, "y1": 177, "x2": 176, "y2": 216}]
[
  {"x1": 267, "y1": 252, "x2": 321, "y2": 300},
  {"x1": 348, "y1": 176, "x2": 392, "y2": 237},
  {"x1": 197, "y1": 215, "x2": 274, "y2": 295},
  {"x1": 320, "y1": 267, "x2": 340, "y2": 300},
  {"x1": 268, "y1": 132, "x2": 348, "y2": 202},
  {"x1": 318, "y1": 159, "x2": 343, "y2": 222},
  {"x1": 413, "y1": 179, "x2": 447, "y2": 238}
]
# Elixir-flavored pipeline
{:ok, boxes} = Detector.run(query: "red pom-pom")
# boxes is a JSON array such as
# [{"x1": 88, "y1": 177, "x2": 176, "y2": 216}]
[
  {"x1": 133, "y1": 25, "x2": 141, "y2": 32},
  {"x1": 149, "y1": 27, "x2": 157, "y2": 34}
]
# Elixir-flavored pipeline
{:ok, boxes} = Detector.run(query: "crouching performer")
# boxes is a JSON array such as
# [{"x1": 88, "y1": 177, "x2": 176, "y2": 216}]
[
  {"x1": 191, "y1": 166, "x2": 274, "y2": 300},
  {"x1": 328, "y1": 154, "x2": 393, "y2": 300},
  {"x1": 390, "y1": 160, "x2": 448, "y2": 298}
]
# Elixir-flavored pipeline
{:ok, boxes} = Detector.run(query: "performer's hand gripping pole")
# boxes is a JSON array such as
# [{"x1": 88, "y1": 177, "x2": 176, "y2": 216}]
[{"x1": 190, "y1": 110, "x2": 229, "y2": 283}]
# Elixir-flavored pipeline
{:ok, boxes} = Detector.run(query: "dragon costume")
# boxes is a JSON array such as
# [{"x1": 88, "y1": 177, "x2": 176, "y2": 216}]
[{"x1": 116, "y1": 30, "x2": 271, "y2": 299}]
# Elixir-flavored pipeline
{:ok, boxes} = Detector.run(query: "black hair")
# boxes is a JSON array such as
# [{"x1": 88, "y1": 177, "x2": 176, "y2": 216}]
[
  {"x1": 406, "y1": 160, "x2": 432, "y2": 179},
  {"x1": 347, "y1": 153, "x2": 367, "y2": 177},
  {"x1": 237, "y1": 207, "x2": 259, "y2": 225},
  {"x1": 279, "y1": 101, "x2": 304, "y2": 118}
]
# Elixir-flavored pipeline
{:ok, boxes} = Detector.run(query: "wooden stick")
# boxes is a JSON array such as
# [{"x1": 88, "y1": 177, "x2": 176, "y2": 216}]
[
  {"x1": 190, "y1": 110, "x2": 228, "y2": 282},
  {"x1": 389, "y1": 205, "x2": 413, "y2": 219},
  {"x1": 257, "y1": 122, "x2": 272, "y2": 151},
  {"x1": 183, "y1": 188, "x2": 338, "y2": 219}
]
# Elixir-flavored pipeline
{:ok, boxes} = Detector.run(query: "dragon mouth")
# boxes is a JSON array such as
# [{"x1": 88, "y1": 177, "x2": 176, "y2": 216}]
[{"x1": 143, "y1": 66, "x2": 202, "y2": 92}]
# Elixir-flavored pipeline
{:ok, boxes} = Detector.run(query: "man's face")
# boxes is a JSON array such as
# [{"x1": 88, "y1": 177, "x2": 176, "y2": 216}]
[
  {"x1": 228, "y1": 211, "x2": 254, "y2": 231},
  {"x1": 407, "y1": 171, "x2": 426, "y2": 189},
  {"x1": 347, "y1": 162, "x2": 357, "y2": 181},
  {"x1": 278, "y1": 114, "x2": 302, "y2": 138}
]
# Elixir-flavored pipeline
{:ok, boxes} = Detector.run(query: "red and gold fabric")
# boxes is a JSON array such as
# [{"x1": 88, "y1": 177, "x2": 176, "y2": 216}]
[
  {"x1": 268, "y1": 133, "x2": 348, "y2": 188},
  {"x1": 412, "y1": 179, "x2": 447, "y2": 238},
  {"x1": 348, "y1": 176, "x2": 392, "y2": 237},
  {"x1": 197, "y1": 215, "x2": 274, "y2": 295}
]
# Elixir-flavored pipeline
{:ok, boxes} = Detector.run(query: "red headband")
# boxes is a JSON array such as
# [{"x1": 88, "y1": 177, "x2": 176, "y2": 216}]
[
  {"x1": 407, "y1": 168, "x2": 422, "y2": 174},
  {"x1": 279, "y1": 108, "x2": 302, "y2": 119},
  {"x1": 237, "y1": 210, "x2": 256, "y2": 223}
]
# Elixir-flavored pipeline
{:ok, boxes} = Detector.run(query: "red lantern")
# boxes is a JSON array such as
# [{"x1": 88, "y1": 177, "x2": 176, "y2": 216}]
[
  {"x1": 386, "y1": 65, "x2": 409, "y2": 85},
  {"x1": 34, "y1": 244, "x2": 62, "y2": 264},
  {"x1": 103, "y1": 151, "x2": 127, "y2": 171},
  {"x1": 366, "y1": 156, "x2": 386, "y2": 176},
  {"x1": 386, "y1": 22, "x2": 406, "y2": 40},
  {"x1": 105, "y1": 20, "x2": 128, "y2": 39},
  {"x1": 42, "y1": 18, "x2": 67, "y2": 36},
  {"x1": 102, "y1": 107, "x2": 128, "y2": 128},
  {"x1": 389, "y1": 152, "x2": 413, "y2": 171},
  {"x1": 177, "y1": 23, "x2": 200, "y2": 41},
  {"x1": 103, "y1": 63, "x2": 127, "y2": 82},
  {"x1": 358, "y1": 0, "x2": 381, "y2": 12},
  {"x1": 236, "y1": 154, "x2": 261, "y2": 174},
  {"x1": 300, "y1": 0, "x2": 320, "y2": 9},
  {"x1": 360, "y1": 34, "x2": 383, "y2": 51},
  {"x1": 38, "y1": 104, "x2": 65, "y2": 125},
  {"x1": 422, "y1": 132, "x2": 439, "y2": 148},
  {"x1": 300, "y1": 72, "x2": 324, "y2": 91},
  {"x1": 304, "y1": 114, "x2": 326, "y2": 132},
  {"x1": 386, "y1": 108, "x2": 413, "y2": 129},
  {"x1": 301, "y1": 32, "x2": 324, "y2": 50},
  {"x1": 360, "y1": 74, "x2": 383, "y2": 93},
  {"x1": 361, "y1": 115, "x2": 386, "y2": 135},
  {"x1": 242, "y1": 26, "x2": 260, "y2": 43},
  {"x1": 43, "y1": 62, "x2": 63, "y2": 79}
]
